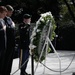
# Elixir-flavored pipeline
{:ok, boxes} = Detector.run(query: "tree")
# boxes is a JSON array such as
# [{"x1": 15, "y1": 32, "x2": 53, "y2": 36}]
[{"x1": 57, "y1": 0, "x2": 75, "y2": 50}]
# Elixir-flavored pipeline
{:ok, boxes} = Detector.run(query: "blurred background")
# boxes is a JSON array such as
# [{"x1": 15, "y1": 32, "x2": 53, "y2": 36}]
[{"x1": 0, "y1": 0, "x2": 75, "y2": 58}]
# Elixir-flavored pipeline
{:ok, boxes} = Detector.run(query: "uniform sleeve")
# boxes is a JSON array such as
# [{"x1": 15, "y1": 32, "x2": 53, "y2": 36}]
[{"x1": 18, "y1": 24, "x2": 23, "y2": 48}]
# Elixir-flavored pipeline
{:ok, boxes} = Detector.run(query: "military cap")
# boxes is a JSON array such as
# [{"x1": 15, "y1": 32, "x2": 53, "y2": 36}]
[{"x1": 23, "y1": 14, "x2": 31, "y2": 19}]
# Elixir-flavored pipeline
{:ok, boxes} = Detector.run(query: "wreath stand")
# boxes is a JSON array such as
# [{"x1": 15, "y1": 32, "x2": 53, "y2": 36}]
[
  {"x1": 30, "y1": 21, "x2": 61, "y2": 75},
  {"x1": 44, "y1": 21, "x2": 61, "y2": 75}
]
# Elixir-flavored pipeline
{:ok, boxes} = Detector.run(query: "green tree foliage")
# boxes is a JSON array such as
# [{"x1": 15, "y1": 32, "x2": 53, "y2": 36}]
[{"x1": 57, "y1": 0, "x2": 75, "y2": 50}]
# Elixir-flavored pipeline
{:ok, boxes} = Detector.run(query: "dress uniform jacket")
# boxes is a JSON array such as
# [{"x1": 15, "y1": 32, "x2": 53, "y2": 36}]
[
  {"x1": 2, "y1": 17, "x2": 15, "y2": 75},
  {"x1": 0, "y1": 19, "x2": 6, "y2": 74},
  {"x1": 4, "y1": 17, "x2": 15, "y2": 49},
  {"x1": 19, "y1": 22, "x2": 30, "y2": 75},
  {"x1": 19, "y1": 23, "x2": 30, "y2": 50},
  {"x1": 0, "y1": 19, "x2": 6, "y2": 52}
]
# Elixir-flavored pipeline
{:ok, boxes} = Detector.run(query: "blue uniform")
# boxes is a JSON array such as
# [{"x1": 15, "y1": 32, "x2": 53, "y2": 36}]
[
  {"x1": 0, "y1": 19, "x2": 6, "y2": 75},
  {"x1": 2, "y1": 17, "x2": 15, "y2": 75}
]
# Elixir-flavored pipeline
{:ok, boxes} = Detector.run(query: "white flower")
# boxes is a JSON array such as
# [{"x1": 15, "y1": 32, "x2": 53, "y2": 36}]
[
  {"x1": 36, "y1": 19, "x2": 41, "y2": 25},
  {"x1": 41, "y1": 11, "x2": 53, "y2": 18},
  {"x1": 30, "y1": 32, "x2": 36, "y2": 39},
  {"x1": 40, "y1": 18, "x2": 44, "y2": 22},
  {"x1": 37, "y1": 29, "x2": 41, "y2": 32},
  {"x1": 29, "y1": 44, "x2": 36, "y2": 50},
  {"x1": 33, "y1": 26, "x2": 38, "y2": 31}
]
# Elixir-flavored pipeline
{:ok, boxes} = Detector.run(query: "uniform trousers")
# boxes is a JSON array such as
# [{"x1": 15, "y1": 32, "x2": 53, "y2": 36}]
[
  {"x1": 0, "y1": 49, "x2": 6, "y2": 75},
  {"x1": 2, "y1": 47, "x2": 15, "y2": 75},
  {"x1": 20, "y1": 48, "x2": 30, "y2": 73}
]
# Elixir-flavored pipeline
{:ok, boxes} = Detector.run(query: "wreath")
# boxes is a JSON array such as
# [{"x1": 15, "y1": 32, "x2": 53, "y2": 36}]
[{"x1": 30, "y1": 11, "x2": 57, "y2": 62}]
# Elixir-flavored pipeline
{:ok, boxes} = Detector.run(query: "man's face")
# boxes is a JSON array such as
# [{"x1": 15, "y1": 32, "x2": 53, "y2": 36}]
[
  {"x1": 7, "y1": 11, "x2": 13, "y2": 17},
  {"x1": 23, "y1": 18, "x2": 31, "y2": 24},
  {"x1": 0, "y1": 11, "x2": 7, "y2": 19}
]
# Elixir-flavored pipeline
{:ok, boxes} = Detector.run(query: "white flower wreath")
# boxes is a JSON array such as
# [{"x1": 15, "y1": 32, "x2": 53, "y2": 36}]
[{"x1": 30, "y1": 11, "x2": 57, "y2": 62}]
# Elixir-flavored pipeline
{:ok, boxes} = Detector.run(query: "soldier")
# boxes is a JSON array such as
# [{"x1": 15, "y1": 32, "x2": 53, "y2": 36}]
[
  {"x1": 19, "y1": 14, "x2": 31, "y2": 75},
  {"x1": 2, "y1": 5, "x2": 15, "y2": 75},
  {"x1": 0, "y1": 6, "x2": 7, "y2": 75}
]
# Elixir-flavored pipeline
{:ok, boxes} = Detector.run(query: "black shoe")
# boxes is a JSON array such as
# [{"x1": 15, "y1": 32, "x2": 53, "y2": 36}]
[
  {"x1": 25, "y1": 72, "x2": 31, "y2": 75},
  {"x1": 72, "y1": 72, "x2": 75, "y2": 75}
]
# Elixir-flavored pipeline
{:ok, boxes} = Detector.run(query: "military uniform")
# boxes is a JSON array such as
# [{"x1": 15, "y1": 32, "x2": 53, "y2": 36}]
[
  {"x1": 2, "y1": 17, "x2": 15, "y2": 75},
  {"x1": 19, "y1": 22, "x2": 30, "y2": 75},
  {"x1": 0, "y1": 19, "x2": 6, "y2": 75}
]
